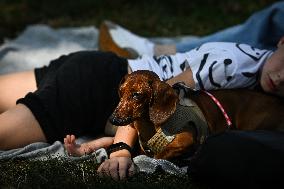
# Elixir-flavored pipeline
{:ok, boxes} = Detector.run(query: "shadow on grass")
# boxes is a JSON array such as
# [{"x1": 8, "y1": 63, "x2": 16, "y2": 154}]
[
  {"x1": 0, "y1": 158, "x2": 208, "y2": 189},
  {"x1": 0, "y1": 0, "x2": 279, "y2": 43}
]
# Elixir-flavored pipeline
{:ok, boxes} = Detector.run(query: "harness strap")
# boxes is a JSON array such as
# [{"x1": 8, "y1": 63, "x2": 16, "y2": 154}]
[
  {"x1": 145, "y1": 103, "x2": 208, "y2": 155},
  {"x1": 201, "y1": 90, "x2": 233, "y2": 128}
]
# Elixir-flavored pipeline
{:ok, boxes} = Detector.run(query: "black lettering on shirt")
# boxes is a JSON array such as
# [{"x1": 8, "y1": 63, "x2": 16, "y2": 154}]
[
  {"x1": 196, "y1": 53, "x2": 209, "y2": 90},
  {"x1": 236, "y1": 43, "x2": 269, "y2": 61},
  {"x1": 209, "y1": 61, "x2": 221, "y2": 88}
]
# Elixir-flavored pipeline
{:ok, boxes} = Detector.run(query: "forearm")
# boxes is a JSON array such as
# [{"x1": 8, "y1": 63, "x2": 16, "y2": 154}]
[
  {"x1": 110, "y1": 124, "x2": 138, "y2": 158},
  {"x1": 166, "y1": 68, "x2": 195, "y2": 87},
  {"x1": 98, "y1": 125, "x2": 137, "y2": 180},
  {"x1": 84, "y1": 137, "x2": 114, "y2": 151}
]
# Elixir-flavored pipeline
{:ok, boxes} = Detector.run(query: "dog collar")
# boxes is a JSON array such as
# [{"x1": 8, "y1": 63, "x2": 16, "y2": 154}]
[
  {"x1": 176, "y1": 88, "x2": 235, "y2": 140},
  {"x1": 173, "y1": 82, "x2": 232, "y2": 128},
  {"x1": 201, "y1": 90, "x2": 233, "y2": 128}
]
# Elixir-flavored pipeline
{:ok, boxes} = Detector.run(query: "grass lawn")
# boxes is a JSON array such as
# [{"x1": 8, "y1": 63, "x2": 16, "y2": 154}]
[
  {"x1": 0, "y1": 0, "x2": 279, "y2": 42},
  {"x1": 0, "y1": 158, "x2": 208, "y2": 189}
]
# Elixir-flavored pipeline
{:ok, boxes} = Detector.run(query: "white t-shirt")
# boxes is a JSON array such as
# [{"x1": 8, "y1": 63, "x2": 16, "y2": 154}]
[{"x1": 128, "y1": 42, "x2": 273, "y2": 90}]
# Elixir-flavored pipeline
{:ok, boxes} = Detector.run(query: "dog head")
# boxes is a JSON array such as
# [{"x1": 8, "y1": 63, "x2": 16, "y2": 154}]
[{"x1": 110, "y1": 70, "x2": 178, "y2": 126}]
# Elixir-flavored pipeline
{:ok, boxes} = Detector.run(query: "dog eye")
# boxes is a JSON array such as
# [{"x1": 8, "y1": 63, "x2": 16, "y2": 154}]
[{"x1": 132, "y1": 92, "x2": 142, "y2": 100}]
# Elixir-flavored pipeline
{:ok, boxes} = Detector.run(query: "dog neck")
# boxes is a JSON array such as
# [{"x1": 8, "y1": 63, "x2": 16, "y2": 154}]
[
  {"x1": 133, "y1": 118, "x2": 157, "y2": 145},
  {"x1": 173, "y1": 82, "x2": 233, "y2": 133},
  {"x1": 190, "y1": 91, "x2": 234, "y2": 133}
]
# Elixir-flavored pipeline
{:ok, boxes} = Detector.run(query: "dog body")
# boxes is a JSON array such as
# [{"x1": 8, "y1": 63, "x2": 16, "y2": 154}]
[
  {"x1": 110, "y1": 70, "x2": 284, "y2": 161},
  {"x1": 191, "y1": 89, "x2": 284, "y2": 132}
]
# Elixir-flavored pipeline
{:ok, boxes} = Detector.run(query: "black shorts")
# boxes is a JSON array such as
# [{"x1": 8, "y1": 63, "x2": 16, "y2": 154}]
[{"x1": 17, "y1": 51, "x2": 128, "y2": 143}]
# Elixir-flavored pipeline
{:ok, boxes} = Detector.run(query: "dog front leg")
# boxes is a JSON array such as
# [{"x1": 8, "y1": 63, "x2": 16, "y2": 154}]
[{"x1": 154, "y1": 133, "x2": 195, "y2": 160}]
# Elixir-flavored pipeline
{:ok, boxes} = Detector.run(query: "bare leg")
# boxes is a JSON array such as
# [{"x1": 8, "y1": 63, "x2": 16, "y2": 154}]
[
  {"x1": 64, "y1": 134, "x2": 114, "y2": 156},
  {"x1": 154, "y1": 44, "x2": 176, "y2": 56},
  {"x1": 0, "y1": 104, "x2": 47, "y2": 150},
  {"x1": 0, "y1": 71, "x2": 37, "y2": 113}
]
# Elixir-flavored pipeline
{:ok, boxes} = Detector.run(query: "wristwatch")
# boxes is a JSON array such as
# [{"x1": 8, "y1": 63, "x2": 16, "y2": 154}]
[{"x1": 107, "y1": 142, "x2": 133, "y2": 157}]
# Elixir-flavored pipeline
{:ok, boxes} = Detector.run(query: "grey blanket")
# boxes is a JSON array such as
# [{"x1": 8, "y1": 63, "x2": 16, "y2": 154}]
[
  {"x1": 0, "y1": 140, "x2": 186, "y2": 175},
  {"x1": 0, "y1": 24, "x2": 193, "y2": 175}
]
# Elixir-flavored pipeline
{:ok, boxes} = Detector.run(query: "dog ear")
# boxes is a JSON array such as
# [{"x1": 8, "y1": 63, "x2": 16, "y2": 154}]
[
  {"x1": 119, "y1": 74, "x2": 129, "y2": 87},
  {"x1": 149, "y1": 80, "x2": 178, "y2": 125},
  {"x1": 118, "y1": 74, "x2": 129, "y2": 97}
]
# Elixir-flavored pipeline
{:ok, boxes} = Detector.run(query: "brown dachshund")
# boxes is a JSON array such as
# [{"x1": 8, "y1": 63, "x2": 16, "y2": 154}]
[{"x1": 109, "y1": 70, "x2": 284, "y2": 161}]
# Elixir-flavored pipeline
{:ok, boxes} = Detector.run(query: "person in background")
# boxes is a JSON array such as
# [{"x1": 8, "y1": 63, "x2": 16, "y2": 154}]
[{"x1": 99, "y1": 1, "x2": 284, "y2": 58}]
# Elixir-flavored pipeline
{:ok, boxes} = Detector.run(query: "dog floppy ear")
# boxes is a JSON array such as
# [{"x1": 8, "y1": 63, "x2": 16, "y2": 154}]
[
  {"x1": 149, "y1": 80, "x2": 178, "y2": 125},
  {"x1": 118, "y1": 74, "x2": 129, "y2": 97}
]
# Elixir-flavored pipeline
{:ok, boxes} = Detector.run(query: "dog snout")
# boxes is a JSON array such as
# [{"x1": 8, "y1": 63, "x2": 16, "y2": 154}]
[{"x1": 109, "y1": 113, "x2": 133, "y2": 126}]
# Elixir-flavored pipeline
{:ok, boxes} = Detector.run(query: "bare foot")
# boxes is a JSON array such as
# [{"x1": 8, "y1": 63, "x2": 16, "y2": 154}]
[{"x1": 64, "y1": 135, "x2": 93, "y2": 156}]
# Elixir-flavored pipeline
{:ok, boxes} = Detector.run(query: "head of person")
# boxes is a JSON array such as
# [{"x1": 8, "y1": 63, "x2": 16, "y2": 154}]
[{"x1": 260, "y1": 36, "x2": 284, "y2": 97}]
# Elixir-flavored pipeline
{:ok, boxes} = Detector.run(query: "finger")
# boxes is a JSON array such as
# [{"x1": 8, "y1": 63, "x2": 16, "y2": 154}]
[
  {"x1": 127, "y1": 162, "x2": 136, "y2": 177},
  {"x1": 71, "y1": 135, "x2": 76, "y2": 143},
  {"x1": 97, "y1": 161, "x2": 110, "y2": 178},
  {"x1": 66, "y1": 135, "x2": 71, "y2": 143},
  {"x1": 118, "y1": 160, "x2": 129, "y2": 180},
  {"x1": 97, "y1": 162, "x2": 104, "y2": 176},
  {"x1": 97, "y1": 162, "x2": 106, "y2": 177},
  {"x1": 109, "y1": 160, "x2": 119, "y2": 181}
]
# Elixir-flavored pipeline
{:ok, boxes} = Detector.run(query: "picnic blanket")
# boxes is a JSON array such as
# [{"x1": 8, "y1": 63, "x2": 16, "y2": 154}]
[
  {"x1": 0, "y1": 24, "x2": 196, "y2": 74},
  {"x1": 0, "y1": 24, "x2": 192, "y2": 175}
]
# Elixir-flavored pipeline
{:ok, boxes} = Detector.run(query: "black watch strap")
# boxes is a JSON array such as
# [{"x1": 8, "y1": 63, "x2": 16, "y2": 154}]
[{"x1": 107, "y1": 142, "x2": 133, "y2": 156}]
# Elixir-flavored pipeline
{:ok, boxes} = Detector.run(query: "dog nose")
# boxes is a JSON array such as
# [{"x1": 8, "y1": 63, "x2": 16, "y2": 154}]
[{"x1": 109, "y1": 114, "x2": 132, "y2": 126}]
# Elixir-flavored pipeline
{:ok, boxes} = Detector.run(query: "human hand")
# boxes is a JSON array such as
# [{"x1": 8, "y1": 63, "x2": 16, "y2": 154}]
[
  {"x1": 97, "y1": 156, "x2": 136, "y2": 180},
  {"x1": 64, "y1": 134, "x2": 92, "y2": 156}
]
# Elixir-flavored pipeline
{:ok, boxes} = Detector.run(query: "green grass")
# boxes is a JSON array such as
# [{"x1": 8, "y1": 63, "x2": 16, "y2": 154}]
[
  {"x1": 0, "y1": 0, "x2": 279, "y2": 43},
  {"x1": 0, "y1": 158, "x2": 207, "y2": 189}
]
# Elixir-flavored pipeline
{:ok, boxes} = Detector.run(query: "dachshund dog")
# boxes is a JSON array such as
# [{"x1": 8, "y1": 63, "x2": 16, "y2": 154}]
[{"x1": 109, "y1": 70, "x2": 284, "y2": 161}]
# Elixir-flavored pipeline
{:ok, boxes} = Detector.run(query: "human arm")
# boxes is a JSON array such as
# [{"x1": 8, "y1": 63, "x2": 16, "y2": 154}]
[
  {"x1": 166, "y1": 68, "x2": 195, "y2": 87},
  {"x1": 64, "y1": 135, "x2": 114, "y2": 156},
  {"x1": 97, "y1": 124, "x2": 138, "y2": 180}
]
